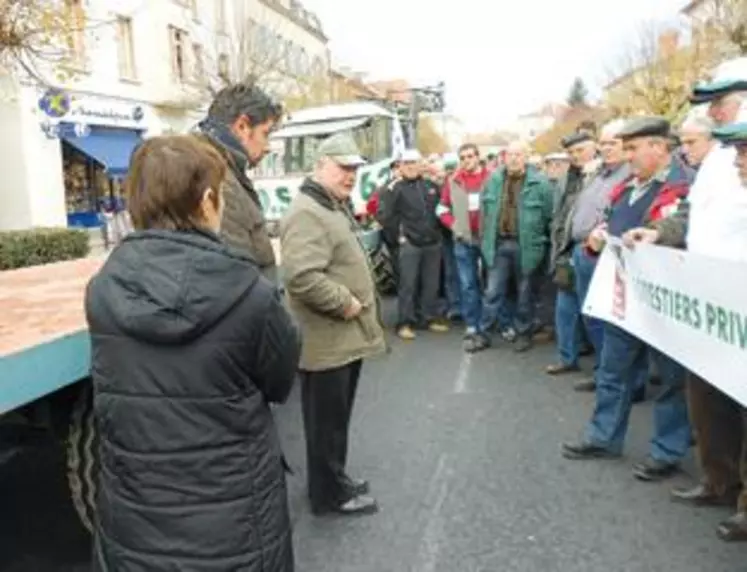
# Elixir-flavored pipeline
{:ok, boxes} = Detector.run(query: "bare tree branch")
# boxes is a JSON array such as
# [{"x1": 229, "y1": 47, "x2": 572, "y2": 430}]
[
  {"x1": 203, "y1": 3, "x2": 330, "y2": 110},
  {"x1": 604, "y1": 21, "x2": 721, "y2": 121},
  {"x1": 688, "y1": 0, "x2": 747, "y2": 56},
  {"x1": 0, "y1": 0, "x2": 121, "y2": 87}
]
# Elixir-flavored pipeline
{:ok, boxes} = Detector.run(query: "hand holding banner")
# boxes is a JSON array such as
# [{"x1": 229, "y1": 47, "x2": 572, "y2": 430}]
[{"x1": 583, "y1": 237, "x2": 747, "y2": 406}]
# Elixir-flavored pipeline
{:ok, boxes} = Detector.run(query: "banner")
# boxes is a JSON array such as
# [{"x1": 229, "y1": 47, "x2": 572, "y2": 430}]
[{"x1": 583, "y1": 237, "x2": 747, "y2": 407}]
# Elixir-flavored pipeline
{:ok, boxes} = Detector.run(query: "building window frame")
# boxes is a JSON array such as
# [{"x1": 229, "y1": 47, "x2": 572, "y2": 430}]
[
  {"x1": 168, "y1": 25, "x2": 189, "y2": 83},
  {"x1": 116, "y1": 16, "x2": 137, "y2": 81}
]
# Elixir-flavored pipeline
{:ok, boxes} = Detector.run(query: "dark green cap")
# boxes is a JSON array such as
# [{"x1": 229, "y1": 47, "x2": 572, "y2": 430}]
[
  {"x1": 689, "y1": 57, "x2": 747, "y2": 104},
  {"x1": 712, "y1": 122, "x2": 747, "y2": 145}
]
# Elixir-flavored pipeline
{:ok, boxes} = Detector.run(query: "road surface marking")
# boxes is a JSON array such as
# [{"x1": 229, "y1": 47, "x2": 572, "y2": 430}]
[
  {"x1": 413, "y1": 453, "x2": 450, "y2": 572},
  {"x1": 453, "y1": 352, "x2": 473, "y2": 394}
]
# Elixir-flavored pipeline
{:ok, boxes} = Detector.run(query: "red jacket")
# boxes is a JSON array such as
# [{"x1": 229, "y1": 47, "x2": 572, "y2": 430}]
[
  {"x1": 366, "y1": 190, "x2": 380, "y2": 218},
  {"x1": 437, "y1": 168, "x2": 490, "y2": 235}
]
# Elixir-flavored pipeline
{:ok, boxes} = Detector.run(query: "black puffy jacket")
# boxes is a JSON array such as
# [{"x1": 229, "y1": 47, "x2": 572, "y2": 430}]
[{"x1": 86, "y1": 229, "x2": 300, "y2": 572}]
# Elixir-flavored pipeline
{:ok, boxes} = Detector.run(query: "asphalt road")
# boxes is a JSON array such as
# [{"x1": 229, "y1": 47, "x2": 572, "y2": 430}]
[{"x1": 2, "y1": 313, "x2": 745, "y2": 571}]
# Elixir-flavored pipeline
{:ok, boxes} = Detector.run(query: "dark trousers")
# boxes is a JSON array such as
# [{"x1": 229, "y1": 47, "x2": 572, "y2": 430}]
[
  {"x1": 398, "y1": 241, "x2": 441, "y2": 327},
  {"x1": 301, "y1": 360, "x2": 362, "y2": 509},
  {"x1": 483, "y1": 239, "x2": 537, "y2": 337},
  {"x1": 687, "y1": 373, "x2": 747, "y2": 510}
]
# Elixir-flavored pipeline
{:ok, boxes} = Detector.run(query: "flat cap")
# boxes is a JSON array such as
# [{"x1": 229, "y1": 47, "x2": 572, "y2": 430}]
[
  {"x1": 561, "y1": 131, "x2": 593, "y2": 149},
  {"x1": 712, "y1": 122, "x2": 747, "y2": 145},
  {"x1": 617, "y1": 116, "x2": 671, "y2": 141},
  {"x1": 689, "y1": 57, "x2": 747, "y2": 103},
  {"x1": 315, "y1": 132, "x2": 367, "y2": 167}
]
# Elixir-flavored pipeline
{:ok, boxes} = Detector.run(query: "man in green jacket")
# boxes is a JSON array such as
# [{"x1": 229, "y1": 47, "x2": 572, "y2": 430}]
[{"x1": 480, "y1": 140, "x2": 554, "y2": 351}]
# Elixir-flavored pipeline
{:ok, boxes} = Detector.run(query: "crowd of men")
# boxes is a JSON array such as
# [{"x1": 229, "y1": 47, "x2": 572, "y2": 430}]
[
  {"x1": 89, "y1": 56, "x2": 747, "y2": 571},
  {"x1": 362, "y1": 57, "x2": 747, "y2": 543}
]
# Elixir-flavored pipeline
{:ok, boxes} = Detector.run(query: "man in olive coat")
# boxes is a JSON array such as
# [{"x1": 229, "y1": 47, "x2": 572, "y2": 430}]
[{"x1": 280, "y1": 133, "x2": 387, "y2": 516}]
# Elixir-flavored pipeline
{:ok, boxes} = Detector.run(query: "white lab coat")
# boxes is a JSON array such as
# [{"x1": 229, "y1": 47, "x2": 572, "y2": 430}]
[{"x1": 686, "y1": 143, "x2": 747, "y2": 263}]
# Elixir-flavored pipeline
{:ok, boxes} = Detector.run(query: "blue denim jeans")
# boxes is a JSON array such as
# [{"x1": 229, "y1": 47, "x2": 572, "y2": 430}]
[
  {"x1": 573, "y1": 244, "x2": 646, "y2": 390},
  {"x1": 573, "y1": 245, "x2": 603, "y2": 365},
  {"x1": 482, "y1": 240, "x2": 535, "y2": 336},
  {"x1": 585, "y1": 323, "x2": 691, "y2": 462},
  {"x1": 453, "y1": 241, "x2": 483, "y2": 333},
  {"x1": 554, "y1": 287, "x2": 581, "y2": 367},
  {"x1": 442, "y1": 235, "x2": 461, "y2": 317}
]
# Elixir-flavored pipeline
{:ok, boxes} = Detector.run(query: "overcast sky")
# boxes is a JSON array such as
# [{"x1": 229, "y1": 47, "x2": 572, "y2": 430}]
[{"x1": 302, "y1": 0, "x2": 687, "y2": 131}]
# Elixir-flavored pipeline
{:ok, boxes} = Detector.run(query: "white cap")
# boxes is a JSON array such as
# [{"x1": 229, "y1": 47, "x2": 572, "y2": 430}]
[
  {"x1": 399, "y1": 149, "x2": 422, "y2": 163},
  {"x1": 545, "y1": 152, "x2": 569, "y2": 162}
]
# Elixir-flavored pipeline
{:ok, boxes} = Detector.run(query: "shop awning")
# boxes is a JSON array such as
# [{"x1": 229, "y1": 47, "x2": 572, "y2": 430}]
[{"x1": 62, "y1": 126, "x2": 142, "y2": 178}]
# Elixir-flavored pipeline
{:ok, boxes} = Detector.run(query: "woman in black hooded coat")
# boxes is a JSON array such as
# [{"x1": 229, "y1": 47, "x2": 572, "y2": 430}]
[{"x1": 86, "y1": 135, "x2": 300, "y2": 571}]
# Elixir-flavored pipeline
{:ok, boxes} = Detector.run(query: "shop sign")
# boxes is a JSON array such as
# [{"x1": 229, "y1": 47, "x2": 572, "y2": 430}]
[{"x1": 38, "y1": 88, "x2": 146, "y2": 128}]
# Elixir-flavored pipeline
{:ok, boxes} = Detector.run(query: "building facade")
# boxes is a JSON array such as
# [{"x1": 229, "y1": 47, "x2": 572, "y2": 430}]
[{"x1": 0, "y1": 0, "x2": 328, "y2": 231}]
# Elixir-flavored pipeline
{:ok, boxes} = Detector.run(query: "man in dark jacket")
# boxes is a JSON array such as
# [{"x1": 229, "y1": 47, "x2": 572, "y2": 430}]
[
  {"x1": 198, "y1": 83, "x2": 283, "y2": 283},
  {"x1": 381, "y1": 149, "x2": 448, "y2": 340},
  {"x1": 546, "y1": 132, "x2": 597, "y2": 373},
  {"x1": 88, "y1": 134, "x2": 301, "y2": 571}
]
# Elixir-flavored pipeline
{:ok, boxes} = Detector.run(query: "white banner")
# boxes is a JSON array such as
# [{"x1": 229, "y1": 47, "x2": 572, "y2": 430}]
[{"x1": 583, "y1": 237, "x2": 747, "y2": 407}]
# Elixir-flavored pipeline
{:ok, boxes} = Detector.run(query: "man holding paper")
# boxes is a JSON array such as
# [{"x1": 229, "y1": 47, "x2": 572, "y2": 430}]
[{"x1": 561, "y1": 117, "x2": 693, "y2": 483}]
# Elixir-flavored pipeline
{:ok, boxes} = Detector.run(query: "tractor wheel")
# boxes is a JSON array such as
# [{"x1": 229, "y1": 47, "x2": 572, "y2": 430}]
[
  {"x1": 370, "y1": 245, "x2": 397, "y2": 296},
  {"x1": 65, "y1": 383, "x2": 98, "y2": 533}
]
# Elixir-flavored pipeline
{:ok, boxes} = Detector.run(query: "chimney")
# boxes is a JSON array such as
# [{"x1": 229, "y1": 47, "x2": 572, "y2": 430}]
[{"x1": 658, "y1": 29, "x2": 680, "y2": 59}]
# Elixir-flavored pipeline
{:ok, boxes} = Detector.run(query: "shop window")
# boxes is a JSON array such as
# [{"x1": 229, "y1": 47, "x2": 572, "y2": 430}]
[
  {"x1": 63, "y1": 144, "x2": 127, "y2": 218},
  {"x1": 116, "y1": 16, "x2": 137, "y2": 81}
]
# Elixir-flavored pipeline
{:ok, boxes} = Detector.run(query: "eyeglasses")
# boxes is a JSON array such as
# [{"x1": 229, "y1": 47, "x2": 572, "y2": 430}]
[{"x1": 459, "y1": 154, "x2": 475, "y2": 161}]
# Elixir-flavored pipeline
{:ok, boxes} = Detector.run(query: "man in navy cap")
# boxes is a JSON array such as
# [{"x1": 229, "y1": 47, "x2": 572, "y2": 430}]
[
  {"x1": 562, "y1": 117, "x2": 693, "y2": 482},
  {"x1": 624, "y1": 119, "x2": 747, "y2": 540}
]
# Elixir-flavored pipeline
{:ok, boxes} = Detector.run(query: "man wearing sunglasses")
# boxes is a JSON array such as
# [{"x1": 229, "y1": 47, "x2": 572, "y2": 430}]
[{"x1": 437, "y1": 143, "x2": 492, "y2": 352}]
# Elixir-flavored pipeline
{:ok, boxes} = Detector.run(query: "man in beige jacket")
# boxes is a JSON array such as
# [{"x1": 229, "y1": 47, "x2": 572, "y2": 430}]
[{"x1": 280, "y1": 132, "x2": 387, "y2": 516}]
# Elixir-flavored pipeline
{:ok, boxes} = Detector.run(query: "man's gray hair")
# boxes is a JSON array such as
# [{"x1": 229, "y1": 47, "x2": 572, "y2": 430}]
[
  {"x1": 600, "y1": 119, "x2": 627, "y2": 139},
  {"x1": 680, "y1": 114, "x2": 715, "y2": 135}
]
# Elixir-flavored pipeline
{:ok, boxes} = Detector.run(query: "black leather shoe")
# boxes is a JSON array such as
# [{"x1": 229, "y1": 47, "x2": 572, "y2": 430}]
[
  {"x1": 514, "y1": 336, "x2": 532, "y2": 353},
  {"x1": 331, "y1": 495, "x2": 379, "y2": 516},
  {"x1": 671, "y1": 484, "x2": 738, "y2": 507},
  {"x1": 632, "y1": 456, "x2": 679, "y2": 481},
  {"x1": 632, "y1": 386, "x2": 646, "y2": 404},
  {"x1": 579, "y1": 344, "x2": 594, "y2": 357},
  {"x1": 573, "y1": 379, "x2": 596, "y2": 392},
  {"x1": 344, "y1": 476, "x2": 370, "y2": 496},
  {"x1": 717, "y1": 512, "x2": 747, "y2": 542},
  {"x1": 561, "y1": 441, "x2": 620, "y2": 460}
]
